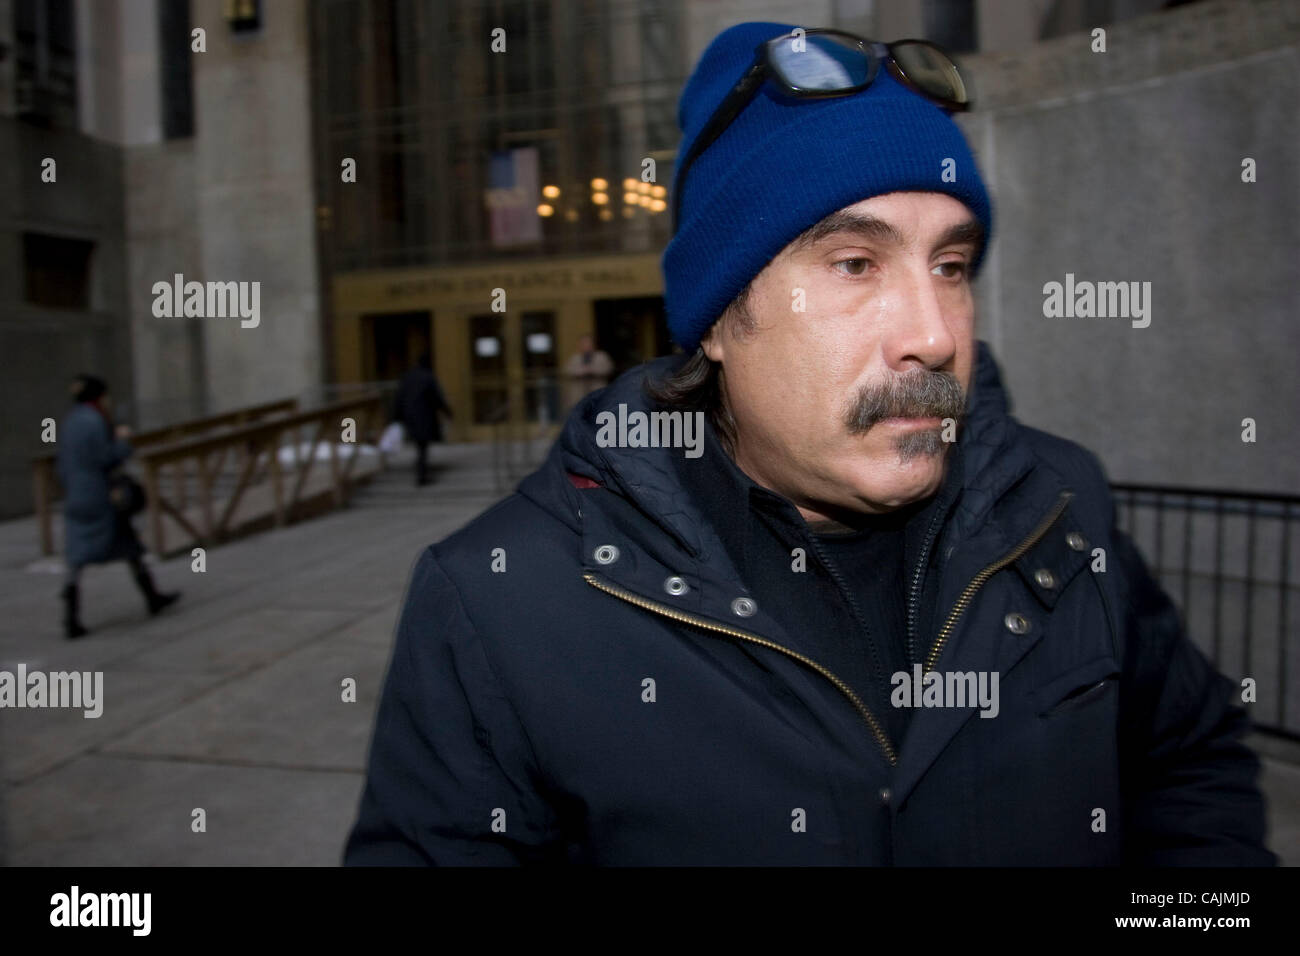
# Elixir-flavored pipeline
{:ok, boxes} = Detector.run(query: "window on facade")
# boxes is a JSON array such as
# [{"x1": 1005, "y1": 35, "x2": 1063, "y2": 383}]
[
  {"x1": 159, "y1": 0, "x2": 195, "y2": 138},
  {"x1": 23, "y1": 233, "x2": 94, "y2": 310},
  {"x1": 225, "y1": 0, "x2": 262, "y2": 33},
  {"x1": 14, "y1": 0, "x2": 77, "y2": 126},
  {"x1": 492, "y1": 0, "x2": 554, "y2": 96},
  {"x1": 310, "y1": 0, "x2": 683, "y2": 267},
  {"x1": 923, "y1": 0, "x2": 978, "y2": 54}
]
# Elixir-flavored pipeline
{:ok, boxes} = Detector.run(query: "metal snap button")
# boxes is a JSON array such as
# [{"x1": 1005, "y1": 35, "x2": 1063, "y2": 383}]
[
  {"x1": 593, "y1": 544, "x2": 619, "y2": 565},
  {"x1": 663, "y1": 575, "x2": 688, "y2": 596},
  {"x1": 1034, "y1": 568, "x2": 1057, "y2": 590},
  {"x1": 879, "y1": 787, "x2": 892, "y2": 806},
  {"x1": 1004, "y1": 612, "x2": 1031, "y2": 635},
  {"x1": 731, "y1": 596, "x2": 757, "y2": 618},
  {"x1": 1066, "y1": 532, "x2": 1087, "y2": 552}
]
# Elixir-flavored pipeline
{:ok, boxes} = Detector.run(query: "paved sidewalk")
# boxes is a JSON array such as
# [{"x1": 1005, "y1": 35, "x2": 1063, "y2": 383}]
[
  {"x1": 0, "y1": 441, "x2": 1295, "y2": 865},
  {"x1": 0, "y1": 443, "x2": 506, "y2": 865}
]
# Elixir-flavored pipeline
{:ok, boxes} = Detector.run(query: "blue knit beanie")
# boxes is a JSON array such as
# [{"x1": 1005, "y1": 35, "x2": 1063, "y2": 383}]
[{"x1": 662, "y1": 22, "x2": 994, "y2": 352}]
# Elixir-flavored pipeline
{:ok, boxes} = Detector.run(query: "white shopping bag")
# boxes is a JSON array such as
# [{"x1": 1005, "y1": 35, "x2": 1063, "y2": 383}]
[{"x1": 378, "y1": 422, "x2": 404, "y2": 454}]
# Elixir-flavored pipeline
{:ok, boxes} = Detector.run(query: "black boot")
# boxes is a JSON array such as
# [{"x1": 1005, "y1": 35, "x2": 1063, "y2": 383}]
[
  {"x1": 132, "y1": 563, "x2": 180, "y2": 616},
  {"x1": 61, "y1": 584, "x2": 89, "y2": 639}
]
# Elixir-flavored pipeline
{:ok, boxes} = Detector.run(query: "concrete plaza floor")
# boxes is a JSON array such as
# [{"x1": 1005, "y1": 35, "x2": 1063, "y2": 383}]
[
  {"x1": 0, "y1": 442, "x2": 506, "y2": 865},
  {"x1": 0, "y1": 441, "x2": 1296, "y2": 866}
]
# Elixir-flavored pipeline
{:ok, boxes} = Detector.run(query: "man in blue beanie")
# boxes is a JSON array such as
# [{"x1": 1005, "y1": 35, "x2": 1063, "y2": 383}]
[{"x1": 346, "y1": 22, "x2": 1274, "y2": 866}]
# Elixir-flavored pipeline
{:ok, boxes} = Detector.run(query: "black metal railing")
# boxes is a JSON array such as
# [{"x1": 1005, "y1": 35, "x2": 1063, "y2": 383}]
[
  {"x1": 1112, "y1": 483, "x2": 1298, "y2": 739},
  {"x1": 489, "y1": 398, "x2": 558, "y2": 493}
]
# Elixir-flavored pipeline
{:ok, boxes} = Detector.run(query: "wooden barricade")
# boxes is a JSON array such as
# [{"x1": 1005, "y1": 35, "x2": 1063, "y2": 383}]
[
  {"x1": 33, "y1": 394, "x2": 387, "y2": 558},
  {"x1": 32, "y1": 398, "x2": 298, "y2": 557}
]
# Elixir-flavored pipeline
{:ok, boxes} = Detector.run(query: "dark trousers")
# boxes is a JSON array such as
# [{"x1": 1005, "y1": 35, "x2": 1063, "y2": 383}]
[
  {"x1": 65, "y1": 552, "x2": 147, "y2": 588},
  {"x1": 414, "y1": 441, "x2": 431, "y2": 485}
]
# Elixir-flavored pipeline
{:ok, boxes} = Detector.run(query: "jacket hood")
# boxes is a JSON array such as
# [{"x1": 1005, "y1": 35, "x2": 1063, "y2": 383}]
[{"x1": 519, "y1": 340, "x2": 1035, "y2": 561}]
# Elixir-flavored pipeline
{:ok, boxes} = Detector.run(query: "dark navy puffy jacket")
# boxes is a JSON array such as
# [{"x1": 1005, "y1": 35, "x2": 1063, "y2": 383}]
[{"x1": 344, "y1": 341, "x2": 1275, "y2": 866}]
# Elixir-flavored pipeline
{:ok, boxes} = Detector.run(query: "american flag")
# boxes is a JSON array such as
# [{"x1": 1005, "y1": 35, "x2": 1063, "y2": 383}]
[{"x1": 486, "y1": 147, "x2": 542, "y2": 246}]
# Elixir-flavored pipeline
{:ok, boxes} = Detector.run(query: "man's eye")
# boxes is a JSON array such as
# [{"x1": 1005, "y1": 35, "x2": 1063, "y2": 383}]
[
  {"x1": 933, "y1": 261, "x2": 969, "y2": 279},
  {"x1": 833, "y1": 258, "x2": 870, "y2": 276}
]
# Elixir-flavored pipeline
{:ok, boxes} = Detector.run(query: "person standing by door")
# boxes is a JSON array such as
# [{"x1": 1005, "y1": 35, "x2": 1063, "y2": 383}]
[
  {"x1": 394, "y1": 354, "x2": 454, "y2": 486},
  {"x1": 562, "y1": 333, "x2": 614, "y2": 414}
]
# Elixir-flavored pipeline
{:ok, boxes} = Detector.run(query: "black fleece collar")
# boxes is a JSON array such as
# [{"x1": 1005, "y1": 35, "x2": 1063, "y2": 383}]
[{"x1": 673, "y1": 409, "x2": 967, "y2": 597}]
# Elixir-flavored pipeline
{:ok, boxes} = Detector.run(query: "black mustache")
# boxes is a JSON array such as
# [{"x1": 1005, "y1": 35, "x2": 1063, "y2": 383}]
[{"x1": 845, "y1": 369, "x2": 967, "y2": 433}]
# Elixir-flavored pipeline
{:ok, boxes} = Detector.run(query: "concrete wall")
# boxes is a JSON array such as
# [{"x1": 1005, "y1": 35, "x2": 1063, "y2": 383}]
[
  {"x1": 4, "y1": 0, "x2": 322, "y2": 519},
  {"x1": 125, "y1": 0, "x2": 321, "y2": 425},
  {"x1": 81, "y1": 0, "x2": 321, "y2": 428},
  {"x1": 189, "y1": 0, "x2": 321, "y2": 414},
  {"x1": 124, "y1": 138, "x2": 206, "y2": 428},
  {"x1": 0, "y1": 122, "x2": 131, "y2": 518},
  {"x1": 959, "y1": 0, "x2": 1298, "y2": 494},
  {"x1": 0, "y1": 0, "x2": 133, "y2": 520},
  {"x1": 120, "y1": 0, "x2": 204, "y2": 428}
]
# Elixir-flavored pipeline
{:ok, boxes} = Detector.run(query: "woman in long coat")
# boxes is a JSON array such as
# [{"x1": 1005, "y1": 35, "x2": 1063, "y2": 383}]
[{"x1": 56, "y1": 375, "x2": 178, "y2": 638}]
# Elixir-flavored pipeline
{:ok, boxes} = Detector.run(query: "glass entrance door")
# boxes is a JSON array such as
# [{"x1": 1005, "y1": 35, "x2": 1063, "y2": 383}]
[
  {"x1": 465, "y1": 308, "x2": 559, "y2": 440},
  {"x1": 468, "y1": 313, "x2": 508, "y2": 428},
  {"x1": 521, "y1": 311, "x2": 558, "y2": 427}
]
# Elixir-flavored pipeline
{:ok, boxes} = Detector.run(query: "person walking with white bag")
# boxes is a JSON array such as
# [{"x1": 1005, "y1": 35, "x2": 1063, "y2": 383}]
[{"x1": 392, "y1": 354, "x2": 453, "y2": 487}]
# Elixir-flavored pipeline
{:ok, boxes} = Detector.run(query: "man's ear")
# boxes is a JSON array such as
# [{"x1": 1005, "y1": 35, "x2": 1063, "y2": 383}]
[{"x1": 700, "y1": 323, "x2": 725, "y2": 363}]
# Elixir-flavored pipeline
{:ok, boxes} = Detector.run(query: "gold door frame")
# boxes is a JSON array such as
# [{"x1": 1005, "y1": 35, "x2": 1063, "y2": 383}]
[{"x1": 454, "y1": 296, "x2": 591, "y2": 443}]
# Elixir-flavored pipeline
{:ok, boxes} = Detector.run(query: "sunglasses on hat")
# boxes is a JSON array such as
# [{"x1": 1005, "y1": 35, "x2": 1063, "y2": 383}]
[{"x1": 673, "y1": 29, "x2": 970, "y2": 232}]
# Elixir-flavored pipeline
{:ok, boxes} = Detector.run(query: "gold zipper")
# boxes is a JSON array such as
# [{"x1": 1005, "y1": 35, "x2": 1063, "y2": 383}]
[
  {"x1": 923, "y1": 490, "x2": 1074, "y2": 673},
  {"x1": 581, "y1": 488, "x2": 1071, "y2": 768},
  {"x1": 583, "y1": 572, "x2": 899, "y2": 766}
]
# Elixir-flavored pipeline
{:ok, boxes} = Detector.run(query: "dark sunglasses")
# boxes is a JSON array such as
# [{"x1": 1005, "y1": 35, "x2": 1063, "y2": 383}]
[{"x1": 672, "y1": 29, "x2": 970, "y2": 232}]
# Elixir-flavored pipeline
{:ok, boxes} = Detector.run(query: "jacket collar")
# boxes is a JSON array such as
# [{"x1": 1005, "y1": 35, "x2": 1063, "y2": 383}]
[
  {"x1": 518, "y1": 339, "x2": 1056, "y2": 665},
  {"x1": 672, "y1": 395, "x2": 970, "y2": 591},
  {"x1": 519, "y1": 341, "x2": 1087, "y2": 797},
  {"x1": 523, "y1": 339, "x2": 1037, "y2": 558}
]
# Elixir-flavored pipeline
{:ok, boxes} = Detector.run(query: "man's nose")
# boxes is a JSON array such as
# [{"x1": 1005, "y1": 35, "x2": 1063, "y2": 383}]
[{"x1": 882, "y1": 264, "x2": 958, "y2": 372}]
